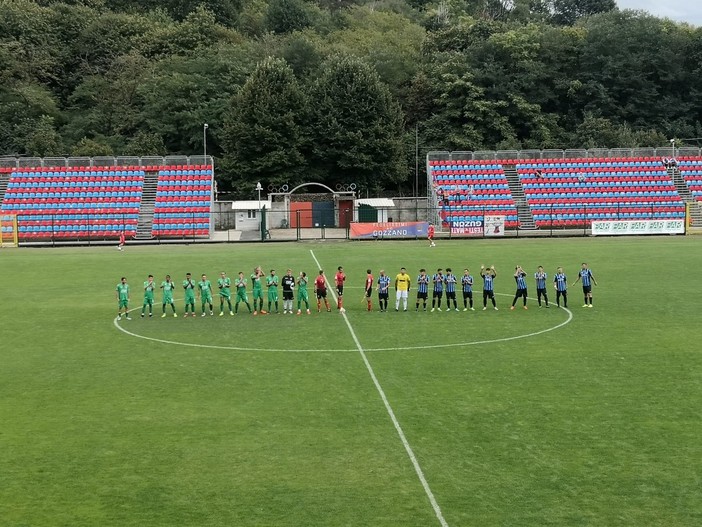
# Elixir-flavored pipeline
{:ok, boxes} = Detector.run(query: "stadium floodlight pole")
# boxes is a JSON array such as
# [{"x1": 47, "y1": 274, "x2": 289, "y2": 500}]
[
  {"x1": 203, "y1": 123, "x2": 209, "y2": 164},
  {"x1": 415, "y1": 123, "x2": 419, "y2": 217}
]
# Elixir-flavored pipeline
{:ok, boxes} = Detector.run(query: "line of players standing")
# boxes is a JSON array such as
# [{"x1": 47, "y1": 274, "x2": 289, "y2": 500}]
[
  {"x1": 116, "y1": 263, "x2": 596, "y2": 319},
  {"x1": 116, "y1": 266, "x2": 349, "y2": 319},
  {"x1": 363, "y1": 263, "x2": 597, "y2": 312}
]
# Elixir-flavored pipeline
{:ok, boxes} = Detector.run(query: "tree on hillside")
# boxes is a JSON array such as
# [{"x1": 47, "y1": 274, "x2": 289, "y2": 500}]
[
  {"x1": 265, "y1": 0, "x2": 312, "y2": 34},
  {"x1": 222, "y1": 57, "x2": 308, "y2": 193},
  {"x1": 550, "y1": 0, "x2": 616, "y2": 26},
  {"x1": 307, "y1": 55, "x2": 406, "y2": 192}
]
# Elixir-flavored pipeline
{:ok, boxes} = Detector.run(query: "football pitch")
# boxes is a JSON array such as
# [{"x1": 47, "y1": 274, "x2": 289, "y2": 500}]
[{"x1": 1, "y1": 236, "x2": 700, "y2": 526}]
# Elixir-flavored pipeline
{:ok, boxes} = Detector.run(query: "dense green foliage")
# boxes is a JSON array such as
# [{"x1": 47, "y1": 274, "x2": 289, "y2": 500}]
[{"x1": 2, "y1": 0, "x2": 701, "y2": 195}]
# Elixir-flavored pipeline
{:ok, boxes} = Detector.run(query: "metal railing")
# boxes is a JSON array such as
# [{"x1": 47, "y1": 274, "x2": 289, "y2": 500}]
[
  {"x1": 0, "y1": 156, "x2": 213, "y2": 169},
  {"x1": 426, "y1": 147, "x2": 702, "y2": 163}
]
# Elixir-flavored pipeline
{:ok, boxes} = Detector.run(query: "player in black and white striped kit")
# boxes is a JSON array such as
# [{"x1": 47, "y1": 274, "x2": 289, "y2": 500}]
[{"x1": 534, "y1": 266, "x2": 550, "y2": 308}]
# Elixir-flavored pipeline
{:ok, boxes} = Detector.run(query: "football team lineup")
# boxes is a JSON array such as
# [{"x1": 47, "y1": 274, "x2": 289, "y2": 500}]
[
  {"x1": 114, "y1": 250, "x2": 576, "y2": 353},
  {"x1": 115, "y1": 255, "x2": 596, "y2": 319}
]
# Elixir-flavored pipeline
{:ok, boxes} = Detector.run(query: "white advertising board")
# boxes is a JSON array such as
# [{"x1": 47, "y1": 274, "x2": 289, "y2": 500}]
[{"x1": 591, "y1": 220, "x2": 685, "y2": 236}]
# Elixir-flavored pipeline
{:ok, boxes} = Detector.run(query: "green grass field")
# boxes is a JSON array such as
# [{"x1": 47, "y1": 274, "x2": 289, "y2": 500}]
[{"x1": 1, "y1": 237, "x2": 701, "y2": 526}]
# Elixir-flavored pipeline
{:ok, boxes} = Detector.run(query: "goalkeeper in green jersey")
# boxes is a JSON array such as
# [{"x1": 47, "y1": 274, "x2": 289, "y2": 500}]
[
  {"x1": 183, "y1": 273, "x2": 196, "y2": 317},
  {"x1": 218, "y1": 271, "x2": 234, "y2": 316},
  {"x1": 198, "y1": 274, "x2": 214, "y2": 316},
  {"x1": 297, "y1": 271, "x2": 311, "y2": 315},
  {"x1": 266, "y1": 269, "x2": 279, "y2": 314},
  {"x1": 160, "y1": 275, "x2": 177, "y2": 317},
  {"x1": 251, "y1": 266, "x2": 265, "y2": 315},
  {"x1": 116, "y1": 277, "x2": 131, "y2": 320},
  {"x1": 234, "y1": 271, "x2": 252, "y2": 314},
  {"x1": 141, "y1": 274, "x2": 155, "y2": 318}
]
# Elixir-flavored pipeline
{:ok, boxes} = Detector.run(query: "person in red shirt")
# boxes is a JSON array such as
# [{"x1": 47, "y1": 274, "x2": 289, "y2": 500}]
[
  {"x1": 315, "y1": 270, "x2": 331, "y2": 312},
  {"x1": 364, "y1": 269, "x2": 373, "y2": 311},
  {"x1": 335, "y1": 266, "x2": 346, "y2": 310},
  {"x1": 427, "y1": 223, "x2": 435, "y2": 247},
  {"x1": 117, "y1": 230, "x2": 126, "y2": 251}
]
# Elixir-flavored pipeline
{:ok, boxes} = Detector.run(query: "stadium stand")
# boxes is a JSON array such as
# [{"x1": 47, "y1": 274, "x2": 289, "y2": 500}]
[
  {"x1": 0, "y1": 160, "x2": 212, "y2": 241},
  {"x1": 428, "y1": 154, "x2": 691, "y2": 230},
  {"x1": 515, "y1": 158, "x2": 685, "y2": 227},
  {"x1": 677, "y1": 157, "x2": 702, "y2": 201},
  {"x1": 152, "y1": 165, "x2": 212, "y2": 237},
  {"x1": 1, "y1": 166, "x2": 143, "y2": 239},
  {"x1": 428, "y1": 160, "x2": 520, "y2": 228}
]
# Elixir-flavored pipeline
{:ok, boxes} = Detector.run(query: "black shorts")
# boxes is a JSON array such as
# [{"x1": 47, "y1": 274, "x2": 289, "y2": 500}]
[
  {"x1": 378, "y1": 292, "x2": 389, "y2": 300},
  {"x1": 582, "y1": 285, "x2": 592, "y2": 294},
  {"x1": 416, "y1": 291, "x2": 427, "y2": 300},
  {"x1": 446, "y1": 291, "x2": 456, "y2": 300},
  {"x1": 336, "y1": 286, "x2": 344, "y2": 296},
  {"x1": 483, "y1": 290, "x2": 494, "y2": 298},
  {"x1": 463, "y1": 291, "x2": 473, "y2": 299},
  {"x1": 283, "y1": 291, "x2": 294, "y2": 300},
  {"x1": 515, "y1": 288, "x2": 527, "y2": 298},
  {"x1": 365, "y1": 288, "x2": 373, "y2": 298},
  {"x1": 433, "y1": 291, "x2": 443, "y2": 298},
  {"x1": 316, "y1": 289, "x2": 327, "y2": 299},
  {"x1": 537, "y1": 288, "x2": 547, "y2": 295}
]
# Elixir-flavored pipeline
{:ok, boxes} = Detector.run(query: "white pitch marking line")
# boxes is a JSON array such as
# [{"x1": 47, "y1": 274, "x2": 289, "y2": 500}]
[
  {"x1": 114, "y1": 294, "x2": 573, "y2": 353},
  {"x1": 310, "y1": 250, "x2": 449, "y2": 527}
]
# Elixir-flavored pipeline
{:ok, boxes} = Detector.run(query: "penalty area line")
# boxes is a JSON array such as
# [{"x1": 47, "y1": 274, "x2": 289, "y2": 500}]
[{"x1": 309, "y1": 250, "x2": 449, "y2": 527}]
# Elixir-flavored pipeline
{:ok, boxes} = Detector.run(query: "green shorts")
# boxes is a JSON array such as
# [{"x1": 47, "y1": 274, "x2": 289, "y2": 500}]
[
  {"x1": 236, "y1": 290, "x2": 248, "y2": 302},
  {"x1": 253, "y1": 289, "x2": 264, "y2": 300},
  {"x1": 201, "y1": 293, "x2": 212, "y2": 303},
  {"x1": 143, "y1": 298, "x2": 153, "y2": 306},
  {"x1": 219, "y1": 291, "x2": 231, "y2": 300},
  {"x1": 185, "y1": 293, "x2": 196, "y2": 304},
  {"x1": 163, "y1": 295, "x2": 173, "y2": 304},
  {"x1": 268, "y1": 289, "x2": 279, "y2": 302},
  {"x1": 118, "y1": 300, "x2": 128, "y2": 309}
]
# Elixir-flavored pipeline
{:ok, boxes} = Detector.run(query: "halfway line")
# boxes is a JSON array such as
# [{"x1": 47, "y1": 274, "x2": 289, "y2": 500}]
[{"x1": 310, "y1": 250, "x2": 449, "y2": 527}]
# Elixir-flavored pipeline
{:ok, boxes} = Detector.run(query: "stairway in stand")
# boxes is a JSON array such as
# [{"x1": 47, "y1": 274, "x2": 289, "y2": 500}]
[
  {"x1": 0, "y1": 170, "x2": 11, "y2": 206},
  {"x1": 503, "y1": 164, "x2": 536, "y2": 229},
  {"x1": 669, "y1": 166, "x2": 702, "y2": 227},
  {"x1": 135, "y1": 170, "x2": 159, "y2": 240}
]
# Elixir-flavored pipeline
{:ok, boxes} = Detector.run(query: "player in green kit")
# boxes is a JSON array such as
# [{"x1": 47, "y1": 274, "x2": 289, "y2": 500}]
[
  {"x1": 198, "y1": 273, "x2": 214, "y2": 316},
  {"x1": 297, "y1": 271, "x2": 311, "y2": 315},
  {"x1": 251, "y1": 266, "x2": 265, "y2": 315},
  {"x1": 116, "y1": 277, "x2": 131, "y2": 320},
  {"x1": 160, "y1": 275, "x2": 177, "y2": 317},
  {"x1": 183, "y1": 273, "x2": 196, "y2": 317},
  {"x1": 266, "y1": 269, "x2": 279, "y2": 314},
  {"x1": 218, "y1": 271, "x2": 234, "y2": 316},
  {"x1": 141, "y1": 274, "x2": 155, "y2": 318},
  {"x1": 234, "y1": 271, "x2": 252, "y2": 314}
]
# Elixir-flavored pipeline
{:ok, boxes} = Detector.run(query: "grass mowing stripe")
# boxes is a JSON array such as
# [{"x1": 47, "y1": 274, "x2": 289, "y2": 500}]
[{"x1": 310, "y1": 249, "x2": 450, "y2": 527}]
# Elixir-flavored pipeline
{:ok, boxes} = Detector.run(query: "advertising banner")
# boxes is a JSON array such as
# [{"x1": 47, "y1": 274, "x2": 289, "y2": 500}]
[
  {"x1": 483, "y1": 215, "x2": 506, "y2": 237},
  {"x1": 450, "y1": 218, "x2": 483, "y2": 237},
  {"x1": 350, "y1": 221, "x2": 428, "y2": 239},
  {"x1": 591, "y1": 219, "x2": 685, "y2": 236}
]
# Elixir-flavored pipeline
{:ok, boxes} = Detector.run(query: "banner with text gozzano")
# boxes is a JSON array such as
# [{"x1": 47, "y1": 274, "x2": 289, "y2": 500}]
[{"x1": 350, "y1": 222, "x2": 428, "y2": 239}]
